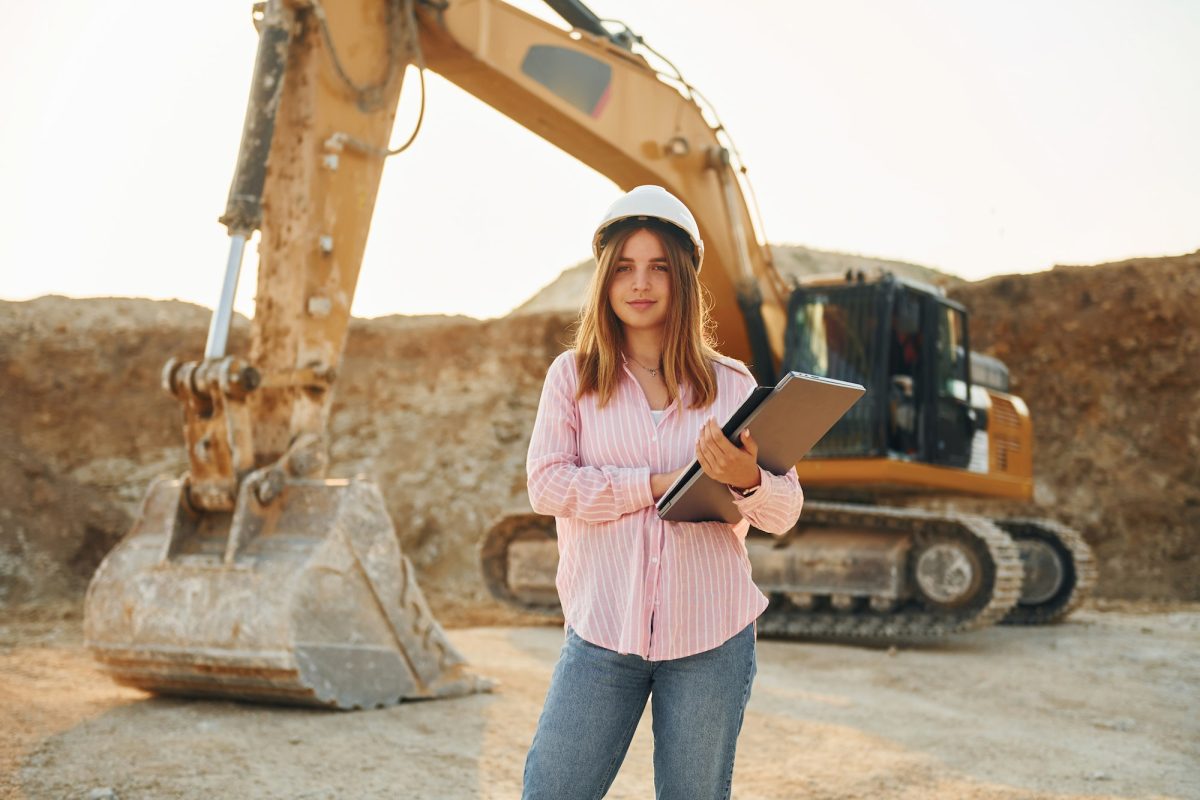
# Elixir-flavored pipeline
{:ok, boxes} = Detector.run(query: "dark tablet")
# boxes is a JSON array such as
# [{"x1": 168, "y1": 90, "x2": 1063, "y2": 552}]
[{"x1": 656, "y1": 372, "x2": 865, "y2": 524}]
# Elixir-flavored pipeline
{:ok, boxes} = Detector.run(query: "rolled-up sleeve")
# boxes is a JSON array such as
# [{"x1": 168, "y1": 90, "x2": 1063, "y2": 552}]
[
  {"x1": 727, "y1": 372, "x2": 805, "y2": 537},
  {"x1": 526, "y1": 353, "x2": 654, "y2": 523},
  {"x1": 730, "y1": 465, "x2": 804, "y2": 536}
]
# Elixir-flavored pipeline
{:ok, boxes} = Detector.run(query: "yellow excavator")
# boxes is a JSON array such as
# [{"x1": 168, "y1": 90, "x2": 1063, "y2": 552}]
[{"x1": 85, "y1": 0, "x2": 1094, "y2": 708}]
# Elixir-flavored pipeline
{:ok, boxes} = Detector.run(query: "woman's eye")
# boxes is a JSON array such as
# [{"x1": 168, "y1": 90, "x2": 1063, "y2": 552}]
[
  {"x1": 654, "y1": 265, "x2": 669, "y2": 271},
  {"x1": 615, "y1": 265, "x2": 631, "y2": 272}
]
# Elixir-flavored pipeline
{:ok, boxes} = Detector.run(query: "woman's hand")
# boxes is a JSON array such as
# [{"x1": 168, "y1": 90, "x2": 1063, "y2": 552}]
[
  {"x1": 696, "y1": 418, "x2": 760, "y2": 491},
  {"x1": 650, "y1": 467, "x2": 688, "y2": 500}
]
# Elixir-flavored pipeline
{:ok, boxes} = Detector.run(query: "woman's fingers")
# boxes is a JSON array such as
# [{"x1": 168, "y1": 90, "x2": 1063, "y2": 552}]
[
  {"x1": 698, "y1": 419, "x2": 740, "y2": 482},
  {"x1": 697, "y1": 425, "x2": 723, "y2": 477},
  {"x1": 693, "y1": 418, "x2": 760, "y2": 488},
  {"x1": 710, "y1": 422, "x2": 733, "y2": 461},
  {"x1": 697, "y1": 426, "x2": 720, "y2": 470},
  {"x1": 708, "y1": 419, "x2": 746, "y2": 462},
  {"x1": 695, "y1": 418, "x2": 759, "y2": 482},
  {"x1": 740, "y1": 429, "x2": 758, "y2": 459}
]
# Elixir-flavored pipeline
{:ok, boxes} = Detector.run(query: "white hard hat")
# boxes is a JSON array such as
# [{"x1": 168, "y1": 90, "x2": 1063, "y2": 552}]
[{"x1": 592, "y1": 185, "x2": 705, "y2": 272}]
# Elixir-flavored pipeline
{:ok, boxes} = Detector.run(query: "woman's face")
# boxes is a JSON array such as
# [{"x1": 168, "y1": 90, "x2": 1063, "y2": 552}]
[{"x1": 607, "y1": 228, "x2": 672, "y2": 334}]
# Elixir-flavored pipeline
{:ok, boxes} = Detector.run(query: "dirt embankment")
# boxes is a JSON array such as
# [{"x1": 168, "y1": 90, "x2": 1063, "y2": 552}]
[
  {"x1": 950, "y1": 252, "x2": 1200, "y2": 601},
  {"x1": 1, "y1": 252, "x2": 1197, "y2": 617},
  {"x1": 0, "y1": 299, "x2": 214, "y2": 607}
]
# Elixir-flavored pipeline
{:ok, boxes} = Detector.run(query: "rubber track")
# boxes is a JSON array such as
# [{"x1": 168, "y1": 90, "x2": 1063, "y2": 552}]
[
  {"x1": 996, "y1": 517, "x2": 1098, "y2": 625},
  {"x1": 754, "y1": 501, "x2": 1024, "y2": 642}
]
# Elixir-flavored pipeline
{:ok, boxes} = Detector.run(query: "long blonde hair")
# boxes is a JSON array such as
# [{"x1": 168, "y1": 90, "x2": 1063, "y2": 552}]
[{"x1": 572, "y1": 220, "x2": 722, "y2": 408}]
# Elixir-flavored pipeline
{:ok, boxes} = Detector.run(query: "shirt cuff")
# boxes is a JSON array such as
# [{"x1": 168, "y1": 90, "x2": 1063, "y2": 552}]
[
  {"x1": 729, "y1": 466, "x2": 773, "y2": 512},
  {"x1": 622, "y1": 467, "x2": 654, "y2": 512}
]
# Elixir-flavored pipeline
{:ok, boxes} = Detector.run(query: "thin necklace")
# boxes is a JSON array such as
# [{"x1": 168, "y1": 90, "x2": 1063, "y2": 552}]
[{"x1": 629, "y1": 355, "x2": 662, "y2": 377}]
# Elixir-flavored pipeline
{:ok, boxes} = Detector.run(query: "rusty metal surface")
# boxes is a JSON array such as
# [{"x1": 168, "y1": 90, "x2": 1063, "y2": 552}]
[
  {"x1": 482, "y1": 503, "x2": 1099, "y2": 640},
  {"x1": 752, "y1": 502, "x2": 1023, "y2": 640},
  {"x1": 248, "y1": 0, "x2": 410, "y2": 468},
  {"x1": 86, "y1": 478, "x2": 491, "y2": 709},
  {"x1": 747, "y1": 528, "x2": 909, "y2": 600}
]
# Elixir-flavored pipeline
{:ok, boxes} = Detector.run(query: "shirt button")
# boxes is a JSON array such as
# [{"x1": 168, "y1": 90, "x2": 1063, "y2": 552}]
[{"x1": 650, "y1": 556, "x2": 659, "y2": 564}]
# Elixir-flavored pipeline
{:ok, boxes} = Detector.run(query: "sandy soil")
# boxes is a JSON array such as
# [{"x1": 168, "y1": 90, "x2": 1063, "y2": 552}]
[
  {"x1": 2, "y1": 603, "x2": 1197, "y2": 800},
  {"x1": 6, "y1": 254, "x2": 1200, "y2": 617}
]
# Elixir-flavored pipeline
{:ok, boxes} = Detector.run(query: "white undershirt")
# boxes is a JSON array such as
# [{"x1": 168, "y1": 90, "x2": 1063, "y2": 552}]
[{"x1": 649, "y1": 409, "x2": 666, "y2": 425}]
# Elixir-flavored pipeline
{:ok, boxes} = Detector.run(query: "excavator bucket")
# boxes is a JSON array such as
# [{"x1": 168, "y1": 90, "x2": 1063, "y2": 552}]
[{"x1": 84, "y1": 477, "x2": 490, "y2": 709}]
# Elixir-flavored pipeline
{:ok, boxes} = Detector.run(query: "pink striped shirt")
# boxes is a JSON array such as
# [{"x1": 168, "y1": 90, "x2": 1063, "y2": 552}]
[{"x1": 526, "y1": 350, "x2": 804, "y2": 660}]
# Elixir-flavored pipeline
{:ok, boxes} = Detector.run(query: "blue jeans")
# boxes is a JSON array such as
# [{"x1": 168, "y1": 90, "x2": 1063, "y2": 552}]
[{"x1": 522, "y1": 623, "x2": 757, "y2": 800}]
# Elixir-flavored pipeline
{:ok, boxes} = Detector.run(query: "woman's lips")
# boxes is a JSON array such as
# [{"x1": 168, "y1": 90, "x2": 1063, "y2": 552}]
[{"x1": 627, "y1": 300, "x2": 656, "y2": 310}]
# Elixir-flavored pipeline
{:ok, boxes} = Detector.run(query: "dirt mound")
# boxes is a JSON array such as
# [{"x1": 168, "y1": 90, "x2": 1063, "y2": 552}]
[
  {"x1": 510, "y1": 258, "x2": 595, "y2": 316},
  {"x1": 769, "y1": 244, "x2": 963, "y2": 287},
  {"x1": 0, "y1": 445, "x2": 127, "y2": 606},
  {"x1": 0, "y1": 297, "x2": 220, "y2": 605},
  {"x1": 1, "y1": 252, "x2": 1196, "y2": 617},
  {"x1": 327, "y1": 310, "x2": 571, "y2": 623},
  {"x1": 949, "y1": 251, "x2": 1200, "y2": 601}
]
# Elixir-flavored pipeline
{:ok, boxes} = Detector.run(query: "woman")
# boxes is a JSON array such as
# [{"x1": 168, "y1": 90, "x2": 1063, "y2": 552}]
[{"x1": 522, "y1": 185, "x2": 804, "y2": 800}]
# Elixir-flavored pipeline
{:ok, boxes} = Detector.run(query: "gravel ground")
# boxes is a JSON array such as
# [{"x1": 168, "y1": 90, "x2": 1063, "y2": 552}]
[{"x1": 2, "y1": 603, "x2": 1197, "y2": 799}]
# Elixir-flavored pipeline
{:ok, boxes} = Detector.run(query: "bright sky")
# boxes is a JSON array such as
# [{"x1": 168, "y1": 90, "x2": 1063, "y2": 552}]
[{"x1": 1, "y1": 1, "x2": 1197, "y2": 320}]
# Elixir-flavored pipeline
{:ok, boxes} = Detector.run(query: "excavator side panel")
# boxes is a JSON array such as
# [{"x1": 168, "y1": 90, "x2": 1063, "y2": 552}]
[{"x1": 793, "y1": 457, "x2": 1033, "y2": 499}]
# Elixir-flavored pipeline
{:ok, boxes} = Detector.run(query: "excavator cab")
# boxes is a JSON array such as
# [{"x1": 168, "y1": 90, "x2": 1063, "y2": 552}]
[{"x1": 782, "y1": 274, "x2": 980, "y2": 471}]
